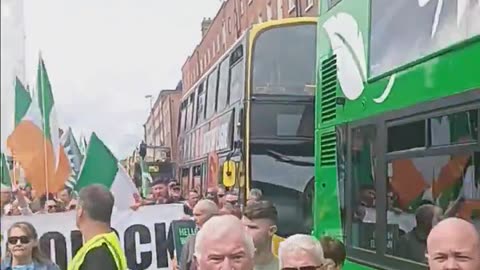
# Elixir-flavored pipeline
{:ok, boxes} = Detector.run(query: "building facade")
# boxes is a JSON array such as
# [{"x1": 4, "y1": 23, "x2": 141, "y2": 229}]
[
  {"x1": 181, "y1": 0, "x2": 319, "y2": 94},
  {"x1": 144, "y1": 89, "x2": 182, "y2": 163}
]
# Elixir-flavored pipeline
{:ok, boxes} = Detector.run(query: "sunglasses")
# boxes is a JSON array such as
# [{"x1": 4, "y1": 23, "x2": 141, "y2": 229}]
[
  {"x1": 281, "y1": 266, "x2": 324, "y2": 270},
  {"x1": 217, "y1": 194, "x2": 225, "y2": 198},
  {"x1": 8, "y1": 236, "x2": 31, "y2": 245}
]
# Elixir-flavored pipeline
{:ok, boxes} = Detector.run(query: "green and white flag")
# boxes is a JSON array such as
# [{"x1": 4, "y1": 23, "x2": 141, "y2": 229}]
[
  {"x1": 61, "y1": 127, "x2": 84, "y2": 190},
  {"x1": 75, "y1": 133, "x2": 139, "y2": 210},
  {"x1": 1, "y1": 153, "x2": 12, "y2": 191}
]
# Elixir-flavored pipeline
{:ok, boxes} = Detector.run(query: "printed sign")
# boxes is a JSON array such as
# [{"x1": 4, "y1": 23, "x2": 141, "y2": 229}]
[
  {"x1": 1, "y1": 204, "x2": 185, "y2": 270},
  {"x1": 171, "y1": 220, "x2": 197, "y2": 261}
]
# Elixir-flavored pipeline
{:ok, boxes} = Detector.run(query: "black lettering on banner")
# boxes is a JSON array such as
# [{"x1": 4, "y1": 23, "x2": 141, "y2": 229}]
[
  {"x1": 40, "y1": 232, "x2": 68, "y2": 270},
  {"x1": 154, "y1": 223, "x2": 168, "y2": 268},
  {"x1": 124, "y1": 224, "x2": 152, "y2": 270},
  {"x1": 70, "y1": 230, "x2": 83, "y2": 258}
]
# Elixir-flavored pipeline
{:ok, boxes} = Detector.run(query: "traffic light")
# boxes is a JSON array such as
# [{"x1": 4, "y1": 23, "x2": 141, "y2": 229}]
[{"x1": 139, "y1": 142, "x2": 147, "y2": 159}]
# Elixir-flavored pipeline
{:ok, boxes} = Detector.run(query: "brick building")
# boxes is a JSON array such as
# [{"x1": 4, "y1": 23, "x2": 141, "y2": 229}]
[
  {"x1": 144, "y1": 89, "x2": 182, "y2": 163},
  {"x1": 181, "y1": 0, "x2": 319, "y2": 94}
]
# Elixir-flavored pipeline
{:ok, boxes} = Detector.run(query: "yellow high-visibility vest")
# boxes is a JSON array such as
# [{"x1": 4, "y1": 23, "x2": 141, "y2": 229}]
[{"x1": 68, "y1": 232, "x2": 127, "y2": 270}]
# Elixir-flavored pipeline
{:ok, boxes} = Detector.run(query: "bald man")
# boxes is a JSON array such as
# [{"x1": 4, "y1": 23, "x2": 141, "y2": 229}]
[
  {"x1": 427, "y1": 218, "x2": 480, "y2": 270},
  {"x1": 194, "y1": 215, "x2": 255, "y2": 270},
  {"x1": 179, "y1": 200, "x2": 219, "y2": 270}
]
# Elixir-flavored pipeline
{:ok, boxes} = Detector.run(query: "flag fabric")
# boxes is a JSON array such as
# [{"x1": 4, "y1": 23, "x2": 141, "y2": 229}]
[
  {"x1": 14, "y1": 77, "x2": 31, "y2": 126},
  {"x1": 140, "y1": 158, "x2": 152, "y2": 198},
  {"x1": 61, "y1": 127, "x2": 84, "y2": 190},
  {"x1": 1, "y1": 153, "x2": 12, "y2": 191},
  {"x1": 78, "y1": 134, "x2": 87, "y2": 156},
  {"x1": 7, "y1": 56, "x2": 70, "y2": 195},
  {"x1": 75, "y1": 133, "x2": 139, "y2": 210}
]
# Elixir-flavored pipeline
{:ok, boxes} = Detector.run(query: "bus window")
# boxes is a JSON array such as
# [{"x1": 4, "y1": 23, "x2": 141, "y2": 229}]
[
  {"x1": 217, "y1": 57, "x2": 230, "y2": 112},
  {"x1": 429, "y1": 110, "x2": 478, "y2": 146},
  {"x1": 206, "y1": 68, "x2": 219, "y2": 119},
  {"x1": 229, "y1": 60, "x2": 244, "y2": 103},
  {"x1": 251, "y1": 103, "x2": 314, "y2": 138},
  {"x1": 350, "y1": 125, "x2": 377, "y2": 252},
  {"x1": 181, "y1": 168, "x2": 190, "y2": 196},
  {"x1": 252, "y1": 24, "x2": 315, "y2": 95}
]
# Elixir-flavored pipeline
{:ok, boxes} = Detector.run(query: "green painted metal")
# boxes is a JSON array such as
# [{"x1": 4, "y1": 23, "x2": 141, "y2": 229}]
[{"x1": 314, "y1": 0, "x2": 480, "y2": 269}]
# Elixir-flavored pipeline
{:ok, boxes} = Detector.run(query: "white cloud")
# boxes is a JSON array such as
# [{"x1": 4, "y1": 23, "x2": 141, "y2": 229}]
[{"x1": 3, "y1": 0, "x2": 222, "y2": 159}]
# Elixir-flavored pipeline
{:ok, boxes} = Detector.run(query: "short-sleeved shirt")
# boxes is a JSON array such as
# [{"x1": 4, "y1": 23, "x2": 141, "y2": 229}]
[{"x1": 79, "y1": 243, "x2": 117, "y2": 270}]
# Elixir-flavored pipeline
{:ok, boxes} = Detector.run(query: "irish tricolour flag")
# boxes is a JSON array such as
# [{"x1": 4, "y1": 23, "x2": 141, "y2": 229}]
[
  {"x1": 75, "y1": 133, "x2": 139, "y2": 211},
  {"x1": 7, "y1": 56, "x2": 71, "y2": 195}
]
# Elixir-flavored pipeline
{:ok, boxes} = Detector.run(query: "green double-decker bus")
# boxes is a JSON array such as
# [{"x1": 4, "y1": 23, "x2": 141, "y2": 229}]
[{"x1": 314, "y1": 0, "x2": 479, "y2": 269}]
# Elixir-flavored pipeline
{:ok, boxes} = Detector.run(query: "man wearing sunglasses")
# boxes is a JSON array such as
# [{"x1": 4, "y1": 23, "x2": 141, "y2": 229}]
[{"x1": 278, "y1": 234, "x2": 333, "y2": 270}]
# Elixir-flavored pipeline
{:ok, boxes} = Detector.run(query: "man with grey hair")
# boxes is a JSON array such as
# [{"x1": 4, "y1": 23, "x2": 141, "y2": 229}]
[
  {"x1": 279, "y1": 234, "x2": 334, "y2": 270},
  {"x1": 427, "y1": 217, "x2": 480, "y2": 270},
  {"x1": 194, "y1": 215, "x2": 255, "y2": 270},
  {"x1": 247, "y1": 189, "x2": 263, "y2": 206},
  {"x1": 179, "y1": 199, "x2": 219, "y2": 270}
]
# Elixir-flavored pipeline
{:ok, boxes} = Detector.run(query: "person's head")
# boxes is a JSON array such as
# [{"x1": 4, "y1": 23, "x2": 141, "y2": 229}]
[
  {"x1": 415, "y1": 204, "x2": 443, "y2": 233},
  {"x1": 169, "y1": 182, "x2": 182, "y2": 201},
  {"x1": 188, "y1": 189, "x2": 200, "y2": 207},
  {"x1": 225, "y1": 190, "x2": 239, "y2": 206},
  {"x1": 279, "y1": 234, "x2": 330, "y2": 270},
  {"x1": 6, "y1": 222, "x2": 50, "y2": 264},
  {"x1": 151, "y1": 179, "x2": 169, "y2": 199},
  {"x1": 76, "y1": 184, "x2": 114, "y2": 230},
  {"x1": 359, "y1": 185, "x2": 375, "y2": 207},
  {"x1": 206, "y1": 187, "x2": 219, "y2": 205},
  {"x1": 242, "y1": 201, "x2": 277, "y2": 254},
  {"x1": 193, "y1": 199, "x2": 219, "y2": 228},
  {"x1": 57, "y1": 188, "x2": 71, "y2": 204},
  {"x1": 217, "y1": 186, "x2": 226, "y2": 207},
  {"x1": 427, "y1": 218, "x2": 480, "y2": 270},
  {"x1": 247, "y1": 189, "x2": 262, "y2": 204},
  {"x1": 320, "y1": 236, "x2": 346, "y2": 270},
  {"x1": 45, "y1": 199, "x2": 58, "y2": 213},
  {"x1": 194, "y1": 215, "x2": 255, "y2": 270}
]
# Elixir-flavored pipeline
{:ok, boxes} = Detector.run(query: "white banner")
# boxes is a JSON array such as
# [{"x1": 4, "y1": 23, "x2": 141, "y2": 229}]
[{"x1": 1, "y1": 204, "x2": 185, "y2": 270}]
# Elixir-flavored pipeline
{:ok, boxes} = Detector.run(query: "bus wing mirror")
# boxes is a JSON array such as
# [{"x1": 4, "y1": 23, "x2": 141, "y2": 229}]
[{"x1": 222, "y1": 160, "x2": 237, "y2": 187}]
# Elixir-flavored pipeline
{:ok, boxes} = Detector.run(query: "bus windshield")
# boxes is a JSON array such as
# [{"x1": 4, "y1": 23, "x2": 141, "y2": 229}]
[{"x1": 252, "y1": 23, "x2": 316, "y2": 95}]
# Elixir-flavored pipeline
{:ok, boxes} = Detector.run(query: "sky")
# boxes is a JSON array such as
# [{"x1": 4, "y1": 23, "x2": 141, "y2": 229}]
[{"x1": 1, "y1": 0, "x2": 222, "y2": 159}]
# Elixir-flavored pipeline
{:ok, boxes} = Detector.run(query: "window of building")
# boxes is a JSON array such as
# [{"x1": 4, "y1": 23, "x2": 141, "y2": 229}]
[
  {"x1": 328, "y1": 0, "x2": 341, "y2": 10},
  {"x1": 306, "y1": 0, "x2": 314, "y2": 11},
  {"x1": 190, "y1": 92, "x2": 196, "y2": 128},
  {"x1": 206, "y1": 68, "x2": 219, "y2": 119},
  {"x1": 267, "y1": 3, "x2": 273, "y2": 21},
  {"x1": 248, "y1": 0, "x2": 253, "y2": 5},
  {"x1": 217, "y1": 35, "x2": 221, "y2": 52},
  {"x1": 229, "y1": 45, "x2": 244, "y2": 103},
  {"x1": 228, "y1": 17, "x2": 232, "y2": 34},
  {"x1": 240, "y1": 0, "x2": 245, "y2": 14},
  {"x1": 288, "y1": 0, "x2": 296, "y2": 13},
  {"x1": 277, "y1": 0, "x2": 283, "y2": 19},
  {"x1": 217, "y1": 57, "x2": 230, "y2": 112},
  {"x1": 258, "y1": 13, "x2": 263, "y2": 23},
  {"x1": 196, "y1": 82, "x2": 206, "y2": 125}
]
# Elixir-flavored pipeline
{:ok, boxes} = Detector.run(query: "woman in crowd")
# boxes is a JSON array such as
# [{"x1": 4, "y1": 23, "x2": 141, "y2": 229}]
[{"x1": 1, "y1": 222, "x2": 59, "y2": 270}]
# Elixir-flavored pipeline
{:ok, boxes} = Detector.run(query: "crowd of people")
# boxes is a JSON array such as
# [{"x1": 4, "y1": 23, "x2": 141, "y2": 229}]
[{"x1": 2, "y1": 179, "x2": 480, "y2": 270}]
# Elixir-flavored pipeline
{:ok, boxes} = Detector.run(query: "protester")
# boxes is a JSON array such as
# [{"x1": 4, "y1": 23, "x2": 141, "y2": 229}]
[
  {"x1": 320, "y1": 236, "x2": 346, "y2": 270},
  {"x1": 397, "y1": 204, "x2": 443, "y2": 263},
  {"x1": 1, "y1": 186, "x2": 12, "y2": 216},
  {"x1": 69, "y1": 184, "x2": 127, "y2": 270},
  {"x1": 1, "y1": 221, "x2": 59, "y2": 270},
  {"x1": 225, "y1": 190, "x2": 239, "y2": 206},
  {"x1": 184, "y1": 190, "x2": 200, "y2": 216},
  {"x1": 179, "y1": 199, "x2": 219, "y2": 270},
  {"x1": 217, "y1": 186, "x2": 226, "y2": 208},
  {"x1": 147, "y1": 178, "x2": 170, "y2": 204},
  {"x1": 279, "y1": 234, "x2": 335, "y2": 270},
  {"x1": 194, "y1": 215, "x2": 255, "y2": 270},
  {"x1": 205, "y1": 187, "x2": 219, "y2": 205},
  {"x1": 426, "y1": 217, "x2": 480, "y2": 270},
  {"x1": 56, "y1": 188, "x2": 72, "y2": 210},
  {"x1": 169, "y1": 182, "x2": 184, "y2": 203},
  {"x1": 247, "y1": 189, "x2": 263, "y2": 205},
  {"x1": 242, "y1": 201, "x2": 279, "y2": 270}
]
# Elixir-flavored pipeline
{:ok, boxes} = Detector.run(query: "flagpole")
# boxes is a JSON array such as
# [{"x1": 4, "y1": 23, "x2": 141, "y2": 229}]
[{"x1": 39, "y1": 53, "x2": 50, "y2": 197}]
